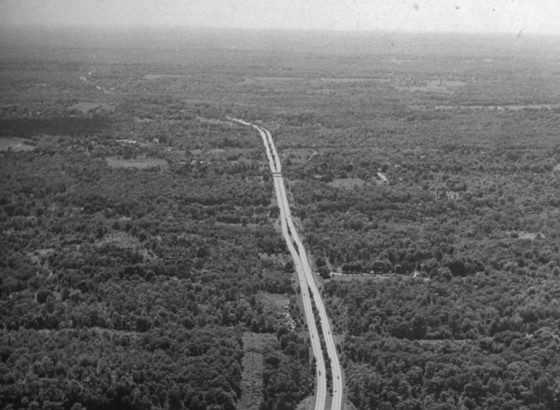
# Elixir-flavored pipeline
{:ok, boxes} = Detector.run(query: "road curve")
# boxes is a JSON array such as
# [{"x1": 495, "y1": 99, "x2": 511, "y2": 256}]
[
  {"x1": 229, "y1": 117, "x2": 343, "y2": 410},
  {"x1": 263, "y1": 125, "x2": 344, "y2": 410}
]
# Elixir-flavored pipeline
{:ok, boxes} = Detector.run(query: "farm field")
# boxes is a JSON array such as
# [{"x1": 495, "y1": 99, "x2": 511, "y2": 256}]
[
  {"x1": 0, "y1": 137, "x2": 35, "y2": 152},
  {"x1": 1, "y1": 26, "x2": 560, "y2": 410}
]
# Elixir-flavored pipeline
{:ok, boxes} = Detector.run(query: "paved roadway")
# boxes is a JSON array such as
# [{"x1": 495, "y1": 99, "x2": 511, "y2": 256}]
[{"x1": 229, "y1": 117, "x2": 343, "y2": 410}]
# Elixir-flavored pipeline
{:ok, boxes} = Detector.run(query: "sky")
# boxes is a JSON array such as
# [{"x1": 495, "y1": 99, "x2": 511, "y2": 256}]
[{"x1": 1, "y1": 0, "x2": 560, "y2": 35}]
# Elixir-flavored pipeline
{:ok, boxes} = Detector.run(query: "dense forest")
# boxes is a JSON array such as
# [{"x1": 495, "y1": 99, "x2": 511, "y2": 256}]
[
  {"x1": 271, "y1": 34, "x2": 560, "y2": 410},
  {"x1": 325, "y1": 275, "x2": 560, "y2": 409},
  {"x1": 0, "y1": 117, "x2": 316, "y2": 409},
  {"x1": 2, "y1": 27, "x2": 560, "y2": 409},
  {"x1": 0, "y1": 127, "x2": 315, "y2": 409},
  {"x1": 0, "y1": 44, "x2": 315, "y2": 408}
]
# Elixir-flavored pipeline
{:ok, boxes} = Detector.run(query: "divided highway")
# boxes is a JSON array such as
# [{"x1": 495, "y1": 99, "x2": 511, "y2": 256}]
[{"x1": 229, "y1": 118, "x2": 343, "y2": 410}]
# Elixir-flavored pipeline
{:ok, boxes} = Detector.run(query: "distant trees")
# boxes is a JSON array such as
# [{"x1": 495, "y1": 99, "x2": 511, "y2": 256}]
[{"x1": 0, "y1": 118, "x2": 111, "y2": 138}]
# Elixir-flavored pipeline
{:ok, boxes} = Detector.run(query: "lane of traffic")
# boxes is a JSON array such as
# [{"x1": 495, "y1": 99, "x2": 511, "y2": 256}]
[{"x1": 229, "y1": 117, "x2": 328, "y2": 410}]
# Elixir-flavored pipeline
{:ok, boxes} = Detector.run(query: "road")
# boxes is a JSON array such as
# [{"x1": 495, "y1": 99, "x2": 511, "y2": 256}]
[{"x1": 229, "y1": 117, "x2": 343, "y2": 410}]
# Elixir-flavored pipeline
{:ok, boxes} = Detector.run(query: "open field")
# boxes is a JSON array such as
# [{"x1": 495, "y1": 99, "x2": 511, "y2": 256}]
[
  {"x1": 0, "y1": 136, "x2": 35, "y2": 151},
  {"x1": 239, "y1": 332, "x2": 276, "y2": 410},
  {"x1": 105, "y1": 155, "x2": 169, "y2": 169},
  {"x1": 328, "y1": 178, "x2": 367, "y2": 190}
]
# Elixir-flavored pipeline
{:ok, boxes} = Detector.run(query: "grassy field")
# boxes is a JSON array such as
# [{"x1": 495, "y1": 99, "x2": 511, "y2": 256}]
[
  {"x1": 0, "y1": 137, "x2": 35, "y2": 151},
  {"x1": 328, "y1": 178, "x2": 367, "y2": 190},
  {"x1": 105, "y1": 155, "x2": 169, "y2": 169},
  {"x1": 239, "y1": 332, "x2": 276, "y2": 410}
]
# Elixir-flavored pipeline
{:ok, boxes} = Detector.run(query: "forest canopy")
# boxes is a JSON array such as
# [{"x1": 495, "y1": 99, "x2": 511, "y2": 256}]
[{"x1": 1, "y1": 27, "x2": 560, "y2": 410}]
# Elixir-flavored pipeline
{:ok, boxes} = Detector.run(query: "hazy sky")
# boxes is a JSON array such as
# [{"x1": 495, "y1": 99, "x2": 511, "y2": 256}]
[{"x1": 1, "y1": 0, "x2": 560, "y2": 34}]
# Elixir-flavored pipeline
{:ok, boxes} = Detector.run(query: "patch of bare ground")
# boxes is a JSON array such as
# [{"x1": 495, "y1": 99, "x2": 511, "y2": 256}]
[
  {"x1": 257, "y1": 292, "x2": 296, "y2": 331},
  {"x1": 105, "y1": 155, "x2": 169, "y2": 170},
  {"x1": 328, "y1": 178, "x2": 366, "y2": 190},
  {"x1": 507, "y1": 231, "x2": 546, "y2": 240},
  {"x1": 239, "y1": 332, "x2": 276, "y2": 410},
  {"x1": 329, "y1": 272, "x2": 374, "y2": 282},
  {"x1": 0, "y1": 137, "x2": 35, "y2": 152}
]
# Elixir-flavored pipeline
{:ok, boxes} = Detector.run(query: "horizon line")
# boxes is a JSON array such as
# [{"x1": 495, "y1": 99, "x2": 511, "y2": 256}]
[{"x1": 2, "y1": 23, "x2": 560, "y2": 38}]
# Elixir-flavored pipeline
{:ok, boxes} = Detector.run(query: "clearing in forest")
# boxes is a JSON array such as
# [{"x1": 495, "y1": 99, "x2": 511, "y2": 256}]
[
  {"x1": 328, "y1": 178, "x2": 366, "y2": 190},
  {"x1": 239, "y1": 332, "x2": 276, "y2": 410},
  {"x1": 0, "y1": 137, "x2": 35, "y2": 152},
  {"x1": 105, "y1": 155, "x2": 169, "y2": 170},
  {"x1": 67, "y1": 102, "x2": 116, "y2": 115}
]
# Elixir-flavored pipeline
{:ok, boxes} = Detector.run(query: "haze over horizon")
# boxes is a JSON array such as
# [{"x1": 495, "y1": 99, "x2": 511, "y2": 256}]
[{"x1": 1, "y1": 0, "x2": 560, "y2": 36}]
